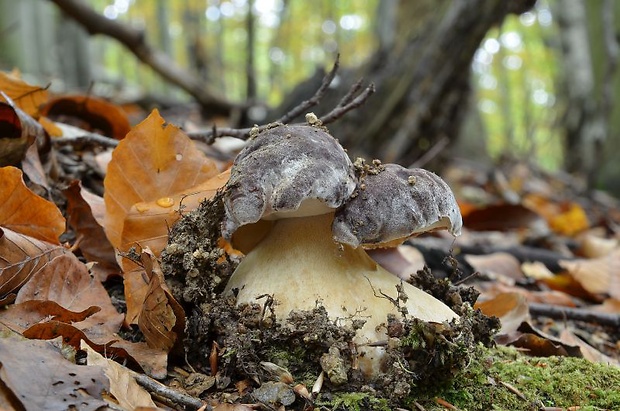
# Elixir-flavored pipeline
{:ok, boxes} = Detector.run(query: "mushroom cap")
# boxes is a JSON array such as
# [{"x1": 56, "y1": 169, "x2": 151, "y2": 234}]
[
  {"x1": 332, "y1": 163, "x2": 462, "y2": 248},
  {"x1": 222, "y1": 124, "x2": 356, "y2": 239}
]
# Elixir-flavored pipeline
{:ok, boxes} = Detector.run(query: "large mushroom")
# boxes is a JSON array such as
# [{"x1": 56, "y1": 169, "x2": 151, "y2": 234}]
[{"x1": 221, "y1": 120, "x2": 462, "y2": 378}]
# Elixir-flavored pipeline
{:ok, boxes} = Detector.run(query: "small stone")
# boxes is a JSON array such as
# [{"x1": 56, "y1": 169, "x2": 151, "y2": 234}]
[
  {"x1": 319, "y1": 347, "x2": 349, "y2": 386},
  {"x1": 252, "y1": 381, "x2": 295, "y2": 406}
]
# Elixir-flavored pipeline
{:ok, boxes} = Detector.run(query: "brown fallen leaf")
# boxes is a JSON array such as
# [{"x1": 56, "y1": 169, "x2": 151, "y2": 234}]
[
  {"x1": 559, "y1": 248, "x2": 620, "y2": 300},
  {"x1": 120, "y1": 169, "x2": 230, "y2": 260},
  {"x1": 104, "y1": 109, "x2": 220, "y2": 253},
  {"x1": 41, "y1": 94, "x2": 131, "y2": 140},
  {"x1": 0, "y1": 166, "x2": 65, "y2": 243},
  {"x1": 16, "y1": 254, "x2": 124, "y2": 335},
  {"x1": 0, "y1": 94, "x2": 42, "y2": 167},
  {"x1": 128, "y1": 248, "x2": 186, "y2": 352},
  {"x1": 559, "y1": 328, "x2": 619, "y2": 366},
  {"x1": 0, "y1": 300, "x2": 100, "y2": 333},
  {"x1": 462, "y1": 203, "x2": 547, "y2": 232},
  {"x1": 64, "y1": 180, "x2": 120, "y2": 281},
  {"x1": 475, "y1": 292, "x2": 530, "y2": 334},
  {"x1": 82, "y1": 342, "x2": 159, "y2": 410},
  {"x1": 0, "y1": 71, "x2": 48, "y2": 117},
  {"x1": 465, "y1": 252, "x2": 525, "y2": 282},
  {"x1": 23, "y1": 321, "x2": 169, "y2": 379},
  {"x1": 0, "y1": 337, "x2": 109, "y2": 411},
  {"x1": 0, "y1": 227, "x2": 66, "y2": 305}
]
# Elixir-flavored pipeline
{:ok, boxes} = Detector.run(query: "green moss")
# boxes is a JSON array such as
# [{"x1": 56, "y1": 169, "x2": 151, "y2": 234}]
[
  {"x1": 317, "y1": 392, "x2": 391, "y2": 411},
  {"x1": 414, "y1": 345, "x2": 620, "y2": 411}
]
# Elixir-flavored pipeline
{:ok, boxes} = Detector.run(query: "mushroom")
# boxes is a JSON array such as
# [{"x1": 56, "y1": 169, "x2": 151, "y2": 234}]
[{"x1": 221, "y1": 121, "x2": 462, "y2": 379}]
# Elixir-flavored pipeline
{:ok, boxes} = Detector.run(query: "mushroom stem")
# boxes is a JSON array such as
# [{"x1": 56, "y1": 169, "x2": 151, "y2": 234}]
[{"x1": 225, "y1": 212, "x2": 457, "y2": 376}]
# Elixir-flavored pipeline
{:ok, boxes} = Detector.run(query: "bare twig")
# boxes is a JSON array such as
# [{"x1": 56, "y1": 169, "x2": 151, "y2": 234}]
[
  {"x1": 319, "y1": 82, "x2": 375, "y2": 125},
  {"x1": 188, "y1": 56, "x2": 375, "y2": 144},
  {"x1": 528, "y1": 303, "x2": 620, "y2": 328},
  {"x1": 133, "y1": 373, "x2": 207, "y2": 410},
  {"x1": 51, "y1": 132, "x2": 119, "y2": 148}
]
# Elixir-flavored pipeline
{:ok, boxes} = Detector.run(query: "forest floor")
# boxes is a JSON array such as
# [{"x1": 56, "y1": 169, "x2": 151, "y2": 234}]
[{"x1": 0, "y1": 71, "x2": 619, "y2": 410}]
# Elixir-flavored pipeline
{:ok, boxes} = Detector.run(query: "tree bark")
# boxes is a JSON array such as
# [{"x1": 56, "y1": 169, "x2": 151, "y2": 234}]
[{"x1": 270, "y1": 0, "x2": 536, "y2": 169}]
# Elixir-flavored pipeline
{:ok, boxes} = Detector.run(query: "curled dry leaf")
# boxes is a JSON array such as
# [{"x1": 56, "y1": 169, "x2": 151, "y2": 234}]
[
  {"x1": 0, "y1": 300, "x2": 100, "y2": 334},
  {"x1": 120, "y1": 169, "x2": 230, "y2": 263},
  {"x1": 558, "y1": 328, "x2": 619, "y2": 366},
  {"x1": 82, "y1": 342, "x2": 159, "y2": 410},
  {"x1": 15, "y1": 254, "x2": 124, "y2": 335},
  {"x1": 23, "y1": 321, "x2": 169, "y2": 379},
  {"x1": 0, "y1": 227, "x2": 66, "y2": 305},
  {"x1": 0, "y1": 166, "x2": 65, "y2": 243},
  {"x1": 41, "y1": 94, "x2": 131, "y2": 140},
  {"x1": 559, "y1": 248, "x2": 620, "y2": 299},
  {"x1": 64, "y1": 180, "x2": 120, "y2": 281},
  {"x1": 104, "y1": 109, "x2": 221, "y2": 255},
  {"x1": 465, "y1": 252, "x2": 525, "y2": 282},
  {"x1": 0, "y1": 94, "x2": 44, "y2": 167},
  {"x1": 462, "y1": 203, "x2": 547, "y2": 232},
  {"x1": 0, "y1": 337, "x2": 109, "y2": 411},
  {"x1": 125, "y1": 248, "x2": 186, "y2": 352},
  {"x1": 475, "y1": 292, "x2": 530, "y2": 334},
  {"x1": 0, "y1": 71, "x2": 48, "y2": 118}
]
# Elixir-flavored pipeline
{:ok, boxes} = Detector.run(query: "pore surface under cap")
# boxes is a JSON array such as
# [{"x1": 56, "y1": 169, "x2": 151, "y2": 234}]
[
  {"x1": 332, "y1": 164, "x2": 463, "y2": 248},
  {"x1": 222, "y1": 124, "x2": 356, "y2": 239}
]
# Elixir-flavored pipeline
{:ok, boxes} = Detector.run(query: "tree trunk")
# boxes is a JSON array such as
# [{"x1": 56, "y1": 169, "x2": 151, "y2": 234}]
[{"x1": 270, "y1": 0, "x2": 536, "y2": 169}]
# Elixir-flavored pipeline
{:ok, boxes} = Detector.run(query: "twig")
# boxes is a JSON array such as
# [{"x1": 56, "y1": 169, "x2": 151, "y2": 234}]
[
  {"x1": 133, "y1": 372, "x2": 208, "y2": 410},
  {"x1": 528, "y1": 303, "x2": 620, "y2": 328},
  {"x1": 319, "y1": 82, "x2": 375, "y2": 125},
  {"x1": 51, "y1": 132, "x2": 119, "y2": 148},
  {"x1": 188, "y1": 56, "x2": 375, "y2": 144}
]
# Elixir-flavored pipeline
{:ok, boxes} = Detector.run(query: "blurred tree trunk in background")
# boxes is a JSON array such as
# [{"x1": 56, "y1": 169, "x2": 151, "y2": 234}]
[
  {"x1": 269, "y1": 0, "x2": 535, "y2": 169},
  {"x1": 556, "y1": 0, "x2": 605, "y2": 188},
  {"x1": 580, "y1": 0, "x2": 620, "y2": 192},
  {"x1": 0, "y1": 0, "x2": 57, "y2": 77},
  {"x1": 56, "y1": 14, "x2": 92, "y2": 89}
]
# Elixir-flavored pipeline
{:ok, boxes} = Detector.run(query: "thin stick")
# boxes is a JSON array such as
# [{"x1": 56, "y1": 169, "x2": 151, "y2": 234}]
[
  {"x1": 133, "y1": 373, "x2": 208, "y2": 410},
  {"x1": 528, "y1": 303, "x2": 620, "y2": 328},
  {"x1": 319, "y1": 82, "x2": 375, "y2": 125}
]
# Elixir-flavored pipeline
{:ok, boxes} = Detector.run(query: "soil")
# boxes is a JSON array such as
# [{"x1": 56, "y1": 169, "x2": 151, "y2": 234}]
[{"x1": 161, "y1": 194, "x2": 506, "y2": 409}]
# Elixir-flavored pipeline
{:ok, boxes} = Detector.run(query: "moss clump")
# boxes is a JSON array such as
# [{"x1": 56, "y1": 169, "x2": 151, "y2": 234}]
[
  {"x1": 416, "y1": 345, "x2": 620, "y2": 411},
  {"x1": 316, "y1": 392, "x2": 391, "y2": 411}
]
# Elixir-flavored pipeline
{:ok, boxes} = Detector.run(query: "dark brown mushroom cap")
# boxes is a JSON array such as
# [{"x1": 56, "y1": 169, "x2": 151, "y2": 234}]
[
  {"x1": 222, "y1": 124, "x2": 356, "y2": 239},
  {"x1": 332, "y1": 164, "x2": 462, "y2": 248}
]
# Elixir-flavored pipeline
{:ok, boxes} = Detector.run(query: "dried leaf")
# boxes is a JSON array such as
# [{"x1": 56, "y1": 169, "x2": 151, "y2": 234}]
[
  {"x1": 0, "y1": 300, "x2": 100, "y2": 333},
  {"x1": 559, "y1": 248, "x2": 620, "y2": 299},
  {"x1": 559, "y1": 328, "x2": 619, "y2": 366},
  {"x1": 23, "y1": 321, "x2": 168, "y2": 379},
  {"x1": 462, "y1": 203, "x2": 547, "y2": 232},
  {"x1": 0, "y1": 71, "x2": 48, "y2": 117},
  {"x1": 134, "y1": 249, "x2": 186, "y2": 352},
  {"x1": 0, "y1": 337, "x2": 109, "y2": 411},
  {"x1": 15, "y1": 254, "x2": 124, "y2": 334},
  {"x1": 0, "y1": 227, "x2": 65, "y2": 305},
  {"x1": 82, "y1": 342, "x2": 158, "y2": 410},
  {"x1": 41, "y1": 94, "x2": 131, "y2": 139},
  {"x1": 465, "y1": 252, "x2": 524, "y2": 281},
  {"x1": 0, "y1": 96, "x2": 42, "y2": 166},
  {"x1": 64, "y1": 181, "x2": 120, "y2": 281},
  {"x1": 104, "y1": 109, "x2": 219, "y2": 251},
  {"x1": 0, "y1": 166, "x2": 65, "y2": 243},
  {"x1": 475, "y1": 292, "x2": 530, "y2": 334},
  {"x1": 120, "y1": 169, "x2": 230, "y2": 258}
]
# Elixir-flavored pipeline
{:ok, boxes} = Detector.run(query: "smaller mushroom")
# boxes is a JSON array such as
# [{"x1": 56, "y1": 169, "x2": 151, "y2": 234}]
[
  {"x1": 333, "y1": 161, "x2": 462, "y2": 249},
  {"x1": 221, "y1": 122, "x2": 462, "y2": 380}
]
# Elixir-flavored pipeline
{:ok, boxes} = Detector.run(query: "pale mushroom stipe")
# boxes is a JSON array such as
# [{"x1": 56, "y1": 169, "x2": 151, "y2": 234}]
[{"x1": 221, "y1": 115, "x2": 463, "y2": 380}]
